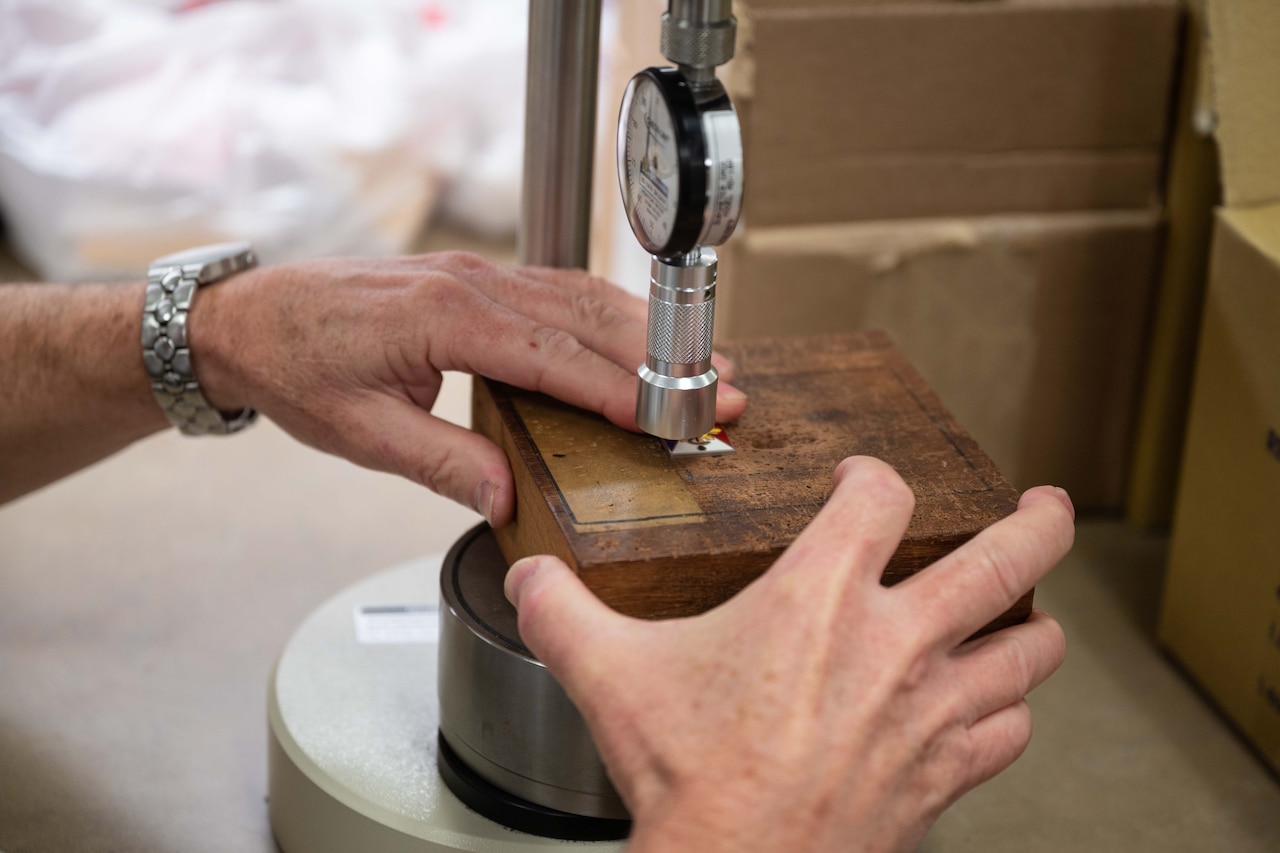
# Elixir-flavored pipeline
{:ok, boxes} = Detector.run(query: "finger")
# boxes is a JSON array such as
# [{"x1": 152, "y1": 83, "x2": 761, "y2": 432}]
[
  {"x1": 505, "y1": 554, "x2": 632, "y2": 712},
  {"x1": 495, "y1": 263, "x2": 743, "y2": 398},
  {"x1": 899, "y1": 486, "x2": 1075, "y2": 647},
  {"x1": 713, "y1": 380, "x2": 748, "y2": 424},
  {"x1": 948, "y1": 609, "x2": 1066, "y2": 724},
  {"x1": 466, "y1": 259, "x2": 653, "y2": 375},
  {"x1": 957, "y1": 700, "x2": 1034, "y2": 795},
  {"x1": 324, "y1": 393, "x2": 516, "y2": 525},
  {"x1": 422, "y1": 256, "x2": 747, "y2": 428},
  {"x1": 517, "y1": 266, "x2": 741, "y2": 383},
  {"x1": 434, "y1": 284, "x2": 748, "y2": 431},
  {"x1": 509, "y1": 263, "x2": 649, "y2": 324},
  {"x1": 765, "y1": 456, "x2": 915, "y2": 594},
  {"x1": 428, "y1": 286, "x2": 643, "y2": 430}
]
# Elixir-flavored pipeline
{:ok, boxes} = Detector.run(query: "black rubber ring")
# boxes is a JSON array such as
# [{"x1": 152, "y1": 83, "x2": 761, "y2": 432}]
[{"x1": 436, "y1": 731, "x2": 632, "y2": 842}]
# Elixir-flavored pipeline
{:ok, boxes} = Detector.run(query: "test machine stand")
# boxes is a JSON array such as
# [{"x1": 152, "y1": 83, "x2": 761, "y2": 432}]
[{"x1": 266, "y1": 3, "x2": 741, "y2": 850}]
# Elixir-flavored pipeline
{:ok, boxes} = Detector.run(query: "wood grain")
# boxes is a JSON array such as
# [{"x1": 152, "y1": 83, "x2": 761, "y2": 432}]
[{"x1": 474, "y1": 331, "x2": 1030, "y2": 632}]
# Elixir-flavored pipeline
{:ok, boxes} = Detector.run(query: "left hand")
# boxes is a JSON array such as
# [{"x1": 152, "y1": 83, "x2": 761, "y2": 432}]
[{"x1": 192, "y1": 252, "x2": 747, "y2": 525}]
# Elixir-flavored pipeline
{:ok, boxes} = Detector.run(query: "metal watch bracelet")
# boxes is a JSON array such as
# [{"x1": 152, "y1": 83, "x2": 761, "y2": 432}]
[{"x1": 142, "y1": 243, "x2": 258, "y2": 436}]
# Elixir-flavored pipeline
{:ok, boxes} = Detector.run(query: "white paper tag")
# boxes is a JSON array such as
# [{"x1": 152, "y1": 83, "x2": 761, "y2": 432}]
[{"x1": 353, "y1": 604, "x2": 439, "y2": 645}]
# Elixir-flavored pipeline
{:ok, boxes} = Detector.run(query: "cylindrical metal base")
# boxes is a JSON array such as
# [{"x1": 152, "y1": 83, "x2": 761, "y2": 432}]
[
  {"x1": 266, "y1": 553, "x2": 625, "y2": 852},
  {"x1": 437, "y1": 525, "x2": 630, "y2": 838}
]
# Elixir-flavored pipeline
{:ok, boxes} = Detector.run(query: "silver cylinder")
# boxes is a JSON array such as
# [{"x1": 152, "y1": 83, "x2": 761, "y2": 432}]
[
  {"x1": 438, "y1": 526, "x2": 628, "y2": 821},
  {"x1": 636, "y1": 250, "x2": 719, "y2": 440},
  {"x1": 519, "y1": 0, "x2": 602, "y2": 268}
]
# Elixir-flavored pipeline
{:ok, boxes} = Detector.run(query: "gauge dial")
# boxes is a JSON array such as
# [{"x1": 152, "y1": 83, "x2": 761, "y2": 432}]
[
  {"x1": 617, "y1": 67, "x2": 743, "y2": 258},
  {"x1": 619, "y1": 73, "x2": 681, "y2": 254}
]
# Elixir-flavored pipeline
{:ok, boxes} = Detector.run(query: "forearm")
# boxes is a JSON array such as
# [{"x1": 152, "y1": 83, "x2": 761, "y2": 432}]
[
  {"x1": 0, "y1": 254, "x2": 744, "y2": 515},
  {"x1": 0, "y1": 282, "x2": 167, "y2": 504}
]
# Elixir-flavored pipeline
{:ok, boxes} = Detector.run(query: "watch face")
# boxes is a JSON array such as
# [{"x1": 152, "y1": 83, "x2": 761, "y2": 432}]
[
  {"x1": 153, "y1": 241, "x2": 253, "y2": 267},
  {"x1": 151, "y1": 241, "x2": 256, "y2": 284},
  {"x1": 618, "y1": 73, "x2": 681, "y2": 254}
]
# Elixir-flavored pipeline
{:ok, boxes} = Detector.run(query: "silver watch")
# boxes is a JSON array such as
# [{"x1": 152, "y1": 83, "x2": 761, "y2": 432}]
[{"x1": 142, "y1": 242, "x2": 259, "y2": 436}]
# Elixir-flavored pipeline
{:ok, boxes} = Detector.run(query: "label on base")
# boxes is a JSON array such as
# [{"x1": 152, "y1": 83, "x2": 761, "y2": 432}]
[{"x1": 352, "y1": 604, "x2": 439, "y2": 645}]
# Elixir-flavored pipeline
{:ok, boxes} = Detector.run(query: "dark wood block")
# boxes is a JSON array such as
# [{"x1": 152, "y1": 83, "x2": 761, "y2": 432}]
[{"x1": 473, "y1": 331, "x2": 1029, "y2": 630}]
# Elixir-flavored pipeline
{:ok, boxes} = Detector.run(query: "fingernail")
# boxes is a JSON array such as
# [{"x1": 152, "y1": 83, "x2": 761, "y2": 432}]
[
  {"x1": 505, "y1": 557, "x2": 540, "y2": 606},
  {"x1": 474, "y1": 480, "x2": 497, "y2": 525},
  {"x1": 717, "y1": 384, "x2": 747, "y2": 402},
  {"x1": 1052, "y1": 486, "x2": 1076, "y2": 520}
]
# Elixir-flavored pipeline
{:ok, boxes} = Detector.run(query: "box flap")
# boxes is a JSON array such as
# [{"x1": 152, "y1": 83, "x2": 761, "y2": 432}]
[
  {"x1": 1219, "y1": 202, "x2": 1280, "y2": 268},
  {"x1": 1207, "y1": 0, "x2": 1280, "y2": 206}
]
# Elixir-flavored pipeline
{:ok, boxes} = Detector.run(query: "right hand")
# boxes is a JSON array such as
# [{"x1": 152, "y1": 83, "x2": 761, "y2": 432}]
[{"x1": 507, "y1": 456, "x2": 1073, "y2": 852}]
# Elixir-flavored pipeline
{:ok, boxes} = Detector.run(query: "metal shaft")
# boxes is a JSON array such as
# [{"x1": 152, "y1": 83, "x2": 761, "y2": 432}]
[{"x1": 519, "y1": 0, "x2": 602, "y2": 268}]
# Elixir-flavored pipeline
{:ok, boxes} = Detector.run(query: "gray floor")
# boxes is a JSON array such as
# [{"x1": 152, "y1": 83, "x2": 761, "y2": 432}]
[{"x1": 2, "y1": 237, "x2": 1279, "y2": 852}]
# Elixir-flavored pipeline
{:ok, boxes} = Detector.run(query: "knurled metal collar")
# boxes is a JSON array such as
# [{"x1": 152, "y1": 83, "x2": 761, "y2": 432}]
[{"x1": 661, "y1": 12, "x2": 736, "y2": 68}]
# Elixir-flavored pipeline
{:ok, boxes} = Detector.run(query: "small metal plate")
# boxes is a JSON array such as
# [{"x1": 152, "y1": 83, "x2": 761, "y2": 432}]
[{"x1": 661, "y1": 424, "x2": 735, "y2": 458}]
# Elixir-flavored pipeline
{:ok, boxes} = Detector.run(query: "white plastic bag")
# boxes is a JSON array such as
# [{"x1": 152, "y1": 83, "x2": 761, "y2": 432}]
[{"x1": 0, "y1": 0, "x2": 527, "y2": 281}]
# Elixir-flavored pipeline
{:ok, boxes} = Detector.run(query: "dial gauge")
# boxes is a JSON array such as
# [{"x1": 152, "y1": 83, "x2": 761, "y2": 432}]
[{"x1": 617, "y1": 67, "x2": 743, "y2": 258}]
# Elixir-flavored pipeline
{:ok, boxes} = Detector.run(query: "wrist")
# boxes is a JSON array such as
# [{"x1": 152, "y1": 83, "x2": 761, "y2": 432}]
[
  {"x1": 98, "y1": 282, "x2": 175, "y2": 431},
  {"x1": 624, "y1": 775, "x2": 847, "y2": 853},
  {"x1": 185, "y1": 267, "x2": 259, "y2": 414},
  {"x1": 141, "y1": 242, "x2": 265, "y2": 433},
  {"x1": 626, "y1": 791, "x2": 772, "y2": 853}
]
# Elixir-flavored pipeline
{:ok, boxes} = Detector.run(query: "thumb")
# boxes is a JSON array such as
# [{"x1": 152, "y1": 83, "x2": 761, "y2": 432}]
[{"x1": 505, "y1": 555, "x2": 626, "y2": 705}]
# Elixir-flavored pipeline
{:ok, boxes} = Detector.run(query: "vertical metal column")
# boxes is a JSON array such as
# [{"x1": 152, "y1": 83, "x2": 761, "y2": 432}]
[
  {"x1": 444, "y1": 6, "x2": 626, "y2": 833},
  {"x1": 518, "y1": 0, "x2": 602, "y2": 268}
]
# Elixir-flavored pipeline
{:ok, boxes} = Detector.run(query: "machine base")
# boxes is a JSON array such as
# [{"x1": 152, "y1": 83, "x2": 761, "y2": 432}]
[{"x1": 267, "y1": 554, "x2": 625, "y2": 852}]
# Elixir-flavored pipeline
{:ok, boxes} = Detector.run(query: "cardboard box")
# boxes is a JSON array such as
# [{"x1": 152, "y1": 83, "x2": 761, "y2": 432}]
[
  {"x1": 1159, "y1": 206, "x2": 1280, "y2": 773},
  {"x1": 716, "y1": 209, "x2": 1163, "y2": 509},
  {"x1": 723, "y1": 0, "x2": 1181, "y2": 225},
  {"x1": 595, "y1": 0, "x2": 1181, "y2": 270},
  {"x1": 1158, "y1": 0, "x2": 1280, "y2": 774}
]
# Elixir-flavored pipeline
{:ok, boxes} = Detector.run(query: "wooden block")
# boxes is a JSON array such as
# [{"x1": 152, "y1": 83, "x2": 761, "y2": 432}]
[{"x1": 473, "y1": 331, "x2": 1029, "y2": 631}]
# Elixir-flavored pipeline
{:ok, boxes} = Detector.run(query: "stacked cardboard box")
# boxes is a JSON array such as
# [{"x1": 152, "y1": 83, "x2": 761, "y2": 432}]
[
  {"x1": 717, "y1": 211, "x2": 1163, "y2": 505},
  {"x1": 1159, "y1": 0, "x2": 1280, "y2": 774},
  {"x1": 592, "y1": 0, "x2": 1182, "y2": 509},
  {"x1": 724, "y1": 0, "x2": 1177, "y2": 226}
]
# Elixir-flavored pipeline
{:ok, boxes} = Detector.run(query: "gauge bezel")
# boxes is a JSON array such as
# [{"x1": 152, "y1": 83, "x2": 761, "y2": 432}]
[{"x1": 618, "y1": 67, "x2": 719, "y2": 258}]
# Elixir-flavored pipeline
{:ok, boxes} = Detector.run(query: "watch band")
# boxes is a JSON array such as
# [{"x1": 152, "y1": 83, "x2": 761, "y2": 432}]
[{"x1": 142, "y1": 242, "x2": 259, "y2": 436}]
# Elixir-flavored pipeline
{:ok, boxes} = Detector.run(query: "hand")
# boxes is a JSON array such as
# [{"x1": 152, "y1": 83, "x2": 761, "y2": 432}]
[
  {"x1": 506, "y1": 456, "x2": 1073, "y2": 853},
  {"x1": 192, "y1": 252, "x2": 748, "y2": 525}
]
